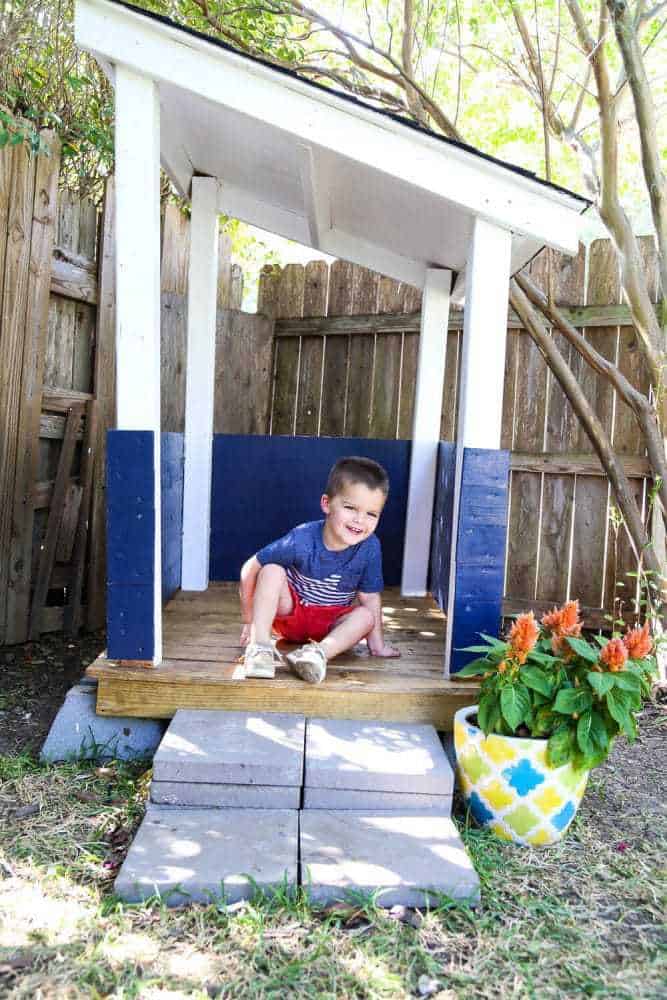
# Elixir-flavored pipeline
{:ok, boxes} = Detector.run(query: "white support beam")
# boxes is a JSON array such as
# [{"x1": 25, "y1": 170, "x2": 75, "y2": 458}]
[
  {"x1": 76, "y1": 0, "x2": 584, "y2": 255},
  {"x1": 401, "y1": 268, "x2": 452, "y2": 596},
  {"x1": 114, "y1": 65, "x2": 162, "y2": 663},
  {"x1": 321, "y1": 229, "x2": 425, "y2": 288},
  {"x1": 181, "y1": 176, "x2": 220, "y2": 590},
  {"x1": 444, "y1": 218, "x2": 512, "y2": 674},
  {"x1": 299, "y1": 146, "x2": 330, "y2": 249}
]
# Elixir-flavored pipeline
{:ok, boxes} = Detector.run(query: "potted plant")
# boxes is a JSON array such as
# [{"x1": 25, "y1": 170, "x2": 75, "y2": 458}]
[{"x1": 454, "y1": 602, "x2": 657, "y2": 846}]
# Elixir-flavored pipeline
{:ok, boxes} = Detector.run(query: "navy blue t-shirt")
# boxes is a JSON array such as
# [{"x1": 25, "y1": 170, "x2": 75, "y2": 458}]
[{"x1": 256, "y1": 520, "x2": 384, "y2": 607}]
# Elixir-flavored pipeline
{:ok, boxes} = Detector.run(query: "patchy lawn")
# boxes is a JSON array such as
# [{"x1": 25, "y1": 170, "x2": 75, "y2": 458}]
[{"x1": 0, "y1": 633, "x2": 665, "y2": 999}]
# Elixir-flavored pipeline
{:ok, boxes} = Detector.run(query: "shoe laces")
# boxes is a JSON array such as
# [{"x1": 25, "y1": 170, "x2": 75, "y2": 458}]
[{"x1": 244, "y1": 642, "x2": 284, "y2": 666}]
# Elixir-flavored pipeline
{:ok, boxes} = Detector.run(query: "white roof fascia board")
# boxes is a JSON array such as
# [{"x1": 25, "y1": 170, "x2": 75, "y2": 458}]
[{"x1": 76, "y1": 0, "x2": 583, "y2": 255}]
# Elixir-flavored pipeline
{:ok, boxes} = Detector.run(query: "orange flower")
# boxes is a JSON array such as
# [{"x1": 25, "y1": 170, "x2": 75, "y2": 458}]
[
  {"x1": 509, "y1": 613, "x2": 538, "y2": 663},
  {"x1": 599, "y1": 638, "x2": 628, "y2": 673},
  {"x1": 541, "y1": 606, "x2": 564, "y2": 631},
  {"x1": 542, "y1": 600, "x2": 582, "y2": 636},
  {"x1": 623, "y1": 622, "x2": 652, "y2": 661},
  {"x1": 560, "y1": 600, "x2": 582, "y2": 634},
  {"x1": 498, "y1": 660, "x2": 508, "y2": 674}
]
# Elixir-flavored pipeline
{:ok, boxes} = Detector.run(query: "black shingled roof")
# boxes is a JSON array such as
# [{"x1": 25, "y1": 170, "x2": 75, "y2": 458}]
[{"x1": 103, "y1": 0, "x2": 590, "y2": 208}]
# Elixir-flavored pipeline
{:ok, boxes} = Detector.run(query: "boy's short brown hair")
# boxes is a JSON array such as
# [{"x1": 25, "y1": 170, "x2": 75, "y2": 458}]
[{"x1": 326, "y1": 456, "x2": 390, "y2": 498}]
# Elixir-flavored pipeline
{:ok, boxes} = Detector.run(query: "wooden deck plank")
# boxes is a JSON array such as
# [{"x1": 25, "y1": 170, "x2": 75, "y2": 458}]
[{"x1": 88, "y1": 586, "x2": 477, "y2": 728}]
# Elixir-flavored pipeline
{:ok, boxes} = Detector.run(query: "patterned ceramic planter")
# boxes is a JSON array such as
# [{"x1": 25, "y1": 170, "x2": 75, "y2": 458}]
[{"x1": 454, "y1": 705, "x2": 589, "y2": 846}]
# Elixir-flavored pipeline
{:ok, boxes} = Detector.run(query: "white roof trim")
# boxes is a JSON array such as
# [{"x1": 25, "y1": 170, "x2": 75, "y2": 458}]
[{"x1": 76, "y1": 0, "x2": 586, "y2": 273}]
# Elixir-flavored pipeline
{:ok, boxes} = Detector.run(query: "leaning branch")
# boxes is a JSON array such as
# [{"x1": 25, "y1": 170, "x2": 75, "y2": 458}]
[
  {"x1": 510, "y1": 279, "x2": 665, "y2": 590},
  {"x1": 515, "y1": 271, "x2": 667, "y2": 518}
]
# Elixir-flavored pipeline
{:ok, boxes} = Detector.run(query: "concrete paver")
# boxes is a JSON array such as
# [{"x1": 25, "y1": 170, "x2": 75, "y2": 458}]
[
  {"x1": 153, "y1": 710, "x2": 305, "y2": 786},
  {"x1": 305, "y1": 719, "x2": 453, "y2": 795},
  {"x1": 115, "y1": 806, "x2": 299, "y2": 905},
  {"x1": 300, "y1": 811, "x2": 480, "y2": 908},
  {"x1": 303, "y1": 787, "x2": 451, "y2": 812},
  {"x1": 41, "y1": 684, "x2": 165, "y2": 762},
  {"x1": 151, "y1": 781, "x2": 300, "y2": 809}
]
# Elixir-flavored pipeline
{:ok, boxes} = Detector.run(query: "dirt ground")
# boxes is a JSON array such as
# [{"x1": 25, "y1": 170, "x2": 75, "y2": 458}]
[{"x1": 0, "y1": 630, "x2": 105, "y2": 757}]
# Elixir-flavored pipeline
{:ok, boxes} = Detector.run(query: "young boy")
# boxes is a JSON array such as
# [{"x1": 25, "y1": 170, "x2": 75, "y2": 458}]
[{"x1": 239, "y1": 456, "x2": 400, "y2": 683}]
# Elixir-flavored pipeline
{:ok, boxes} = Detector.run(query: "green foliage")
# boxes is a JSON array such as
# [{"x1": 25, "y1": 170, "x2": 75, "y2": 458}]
[{"x1": 458, "y1": 604, "x2": 657, "y2": 772}]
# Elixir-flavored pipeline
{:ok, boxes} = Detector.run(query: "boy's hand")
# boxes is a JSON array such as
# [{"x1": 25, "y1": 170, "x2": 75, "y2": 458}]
[
  {"x1": 367, "y1": 640, "x2": 401, "y2": 658},
  {"x1": 240, "y1": 624, "x2": 251, "y2": 646}
]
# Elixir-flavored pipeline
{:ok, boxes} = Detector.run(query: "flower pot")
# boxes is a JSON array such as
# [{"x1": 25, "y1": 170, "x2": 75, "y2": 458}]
[{"x1": 454, "y1": 705, "x2": 589, "y2": 846}]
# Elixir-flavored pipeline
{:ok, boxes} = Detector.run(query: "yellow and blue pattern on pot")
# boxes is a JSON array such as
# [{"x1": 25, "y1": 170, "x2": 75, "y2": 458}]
[{"x1": 454, "y1": 706, "x2": 588, "y2": 846}]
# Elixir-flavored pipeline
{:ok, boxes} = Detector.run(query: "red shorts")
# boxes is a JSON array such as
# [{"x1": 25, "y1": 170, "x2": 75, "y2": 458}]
[{"x1": 273, "y1": 585, "x2": 355, "y2": 643}]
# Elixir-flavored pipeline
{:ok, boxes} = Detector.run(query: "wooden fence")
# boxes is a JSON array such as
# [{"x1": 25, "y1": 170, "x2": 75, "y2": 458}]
[
  {"x1": 0, "y1": 133, "x2": 659, "y2": 643},
  {"x1": 260, "y1": 243, "x2": 660, "y2": 624},
  {"x1": 0, "y1": 137, "x2": 244, "y2": 645}
]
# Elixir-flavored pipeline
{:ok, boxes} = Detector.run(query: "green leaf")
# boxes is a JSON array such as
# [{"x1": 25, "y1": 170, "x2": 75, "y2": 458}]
[
  {"x1": 576, "y1": 710, "x2": 593, "y2": 753},
  {"x1": 605, "y1": 688, "x2": 636, "y2": 739},
  {"x1": 479, "y1": 634, "x2": 508, "y2": 649},
  {"x1": 0, "y1": 129, "x2": 8, "y2": 148},
  {"x1": 553, "y1": 688, "x2": 593, "y2": 715},
  {"x1": 456, "y1": 657, "x2": 492, "y2": 677},
  {"x1": 614, "y1": 671, "x2": 641, "y2": 692},
  {"x1": 520, "y1": 665, "x2": 552, "y2": 696},
  {"x1": 547, "y1": 726, "x2": 575, "y2": 767},
  {"x1": 500, "y1": 684, "x2": 530, "y2": 732},
  {"x1": 589, "y1": 709, "x2": 609, "y2": 751},
  {"x1": 477, "y1": 695, "x2": 500, "y2": 734},
  {"x1": 565, "y1": 637, "x2": 599, "y2": 663},
  {"x1": 458, "y1": 644, "x2": 500, "y2": 654},
  {"x1": 587, "y1": 672, "x2": 615, "y2": 696}
]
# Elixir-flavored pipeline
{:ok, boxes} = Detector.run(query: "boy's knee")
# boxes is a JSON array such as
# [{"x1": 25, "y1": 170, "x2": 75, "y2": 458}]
[{"x1": 258, "y1": 563, "x2": 287, "y2": 585}]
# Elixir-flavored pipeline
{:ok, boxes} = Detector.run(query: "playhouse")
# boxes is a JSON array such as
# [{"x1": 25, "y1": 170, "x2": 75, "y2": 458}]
[{"x1": 75, "y1": 0, "x2": 587, "y2": 727}]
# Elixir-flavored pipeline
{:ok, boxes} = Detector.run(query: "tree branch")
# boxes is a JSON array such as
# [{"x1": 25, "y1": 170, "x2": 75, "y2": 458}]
[{"x1": 510, "y1": 279, "x2": 666, "y2": 590}]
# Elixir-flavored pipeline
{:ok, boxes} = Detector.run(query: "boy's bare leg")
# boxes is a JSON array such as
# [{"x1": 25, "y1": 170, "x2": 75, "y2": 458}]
[
  {"x1": 319, "y1": 607, "x2": 375, "y2": 660},
  {"x1": 249, "y1": 564, "x2": 293, "y2": 646}
]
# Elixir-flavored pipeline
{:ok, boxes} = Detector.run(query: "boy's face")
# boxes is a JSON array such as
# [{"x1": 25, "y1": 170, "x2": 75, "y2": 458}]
[{"x1": 320, "y1": 481, "x2": 387, "y2": 550}]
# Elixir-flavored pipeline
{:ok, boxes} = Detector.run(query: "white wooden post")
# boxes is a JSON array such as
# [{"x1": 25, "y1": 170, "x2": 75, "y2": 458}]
[
  {"x1": 444, "y1": 217, "x2": 512, "y2": 673},
  {"x1": 181, "y1": 176, "x2": 220, "y2": 590},
  {"x1": 401, "y1": 268, "x2": 452, "y2": 596},
  {"x1": 115, "y1": 66, "x2": 162, "y2": 663}
]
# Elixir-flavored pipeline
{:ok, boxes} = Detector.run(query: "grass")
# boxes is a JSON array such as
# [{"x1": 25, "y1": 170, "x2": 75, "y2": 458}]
[{"x1": 1, "y1": 747, "x2": 665, "y2": 999}]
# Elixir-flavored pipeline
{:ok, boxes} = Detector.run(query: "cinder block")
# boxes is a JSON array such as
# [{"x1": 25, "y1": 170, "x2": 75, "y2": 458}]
[
  {"x1": 300, "y1": 811, "x2": 480, "y2": 908},
  {"x1": 151, "y1": 781, "x2": 300, "y2": 809},
  {"x1": 153, "y1": 710, "x2": 305, "y2": 786},
  {"x1": 303, "y1": 787, "x2": 451, "y2": 813},
  {"x1": 115, "y1": 806, "x2": 298, "y2": 905},
  {"x1": 305, "y1": 719, "x2": 453, "y2": 795},
  {"x1": 40, "y1": 685, "x2": 165, "y2": 762}
]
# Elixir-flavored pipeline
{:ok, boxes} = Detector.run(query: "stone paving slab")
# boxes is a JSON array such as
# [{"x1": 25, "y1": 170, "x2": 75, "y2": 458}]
[
  {"x1": 303, "y1": 787, "x2": 451, "y2": 813},
  {"x1": 151, "y1": 781, "x2": 300, "y2": 809},
  {"x1": 41, "y1": 685, "x2": 165, "y2": 762},
  {"x1": 305, "y1": 719, "x2": 453, "y2": 795},
  {"x1": 115, "y1": 807, "x2": 299, "y2": 905},
  {"x1": 300, "y1": 811, "x2": 479, "y2": 908},
  {"x1": 153, "y1": 710, "x2": 305, "y2": 786}
]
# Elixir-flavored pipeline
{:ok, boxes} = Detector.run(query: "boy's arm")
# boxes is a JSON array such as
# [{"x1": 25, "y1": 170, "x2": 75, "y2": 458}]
[
  {"x1": 239, "y1": 555, "x2": 262, "y2": 643},
  {"x1": 357, "y1": 591, "x2": 401, "y2": 658}
]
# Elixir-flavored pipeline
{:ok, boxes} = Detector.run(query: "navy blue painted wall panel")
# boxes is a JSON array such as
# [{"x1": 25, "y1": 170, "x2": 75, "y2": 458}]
[
  {"x1": 210, "y1": 435, "x2": 411, "y2": 585},
  {"x1": 449, "y1": 447, "x2": 510, "y2": 673},
  {"x1": 428, "y1": 442, "x2": 456, "y2": 612},
  {"x1": 107, "y1": 430, "x2": 155, "y2": 660},
  {"x1": 161, "y1": 432, "x2": 184, "y2": 604}
]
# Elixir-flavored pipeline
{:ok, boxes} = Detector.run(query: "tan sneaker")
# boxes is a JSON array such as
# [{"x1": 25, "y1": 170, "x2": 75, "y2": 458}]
[
  {"x1": 244, "y1": 642, "x2": 283, "y2": 679},
  {"x1": 286, "y1": 642, "x2": 328, "y2": 684}
]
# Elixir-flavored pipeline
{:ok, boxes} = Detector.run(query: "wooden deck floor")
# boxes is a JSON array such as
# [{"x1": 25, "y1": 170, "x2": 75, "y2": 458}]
[{"x1": 87, "y1": 585, "x2": 478, "y2": 729}]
